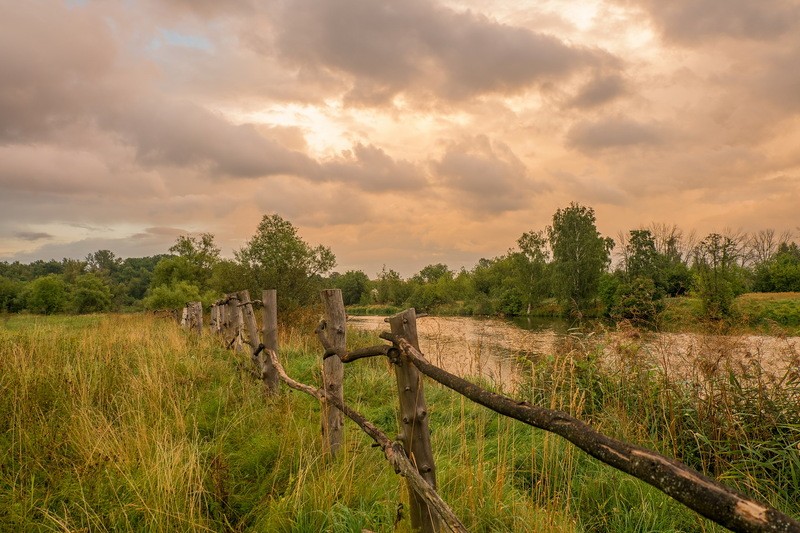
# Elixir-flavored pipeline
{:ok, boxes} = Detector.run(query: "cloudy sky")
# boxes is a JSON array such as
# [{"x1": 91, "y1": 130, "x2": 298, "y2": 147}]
[{"x1": 2, "y1": 0, "x2": 799, "y2": 276}]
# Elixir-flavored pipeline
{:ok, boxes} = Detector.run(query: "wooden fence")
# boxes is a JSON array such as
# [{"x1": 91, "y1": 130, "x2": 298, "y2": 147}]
[{"x1": 178, "y1": 290, "x2": 800, "y2": 533}]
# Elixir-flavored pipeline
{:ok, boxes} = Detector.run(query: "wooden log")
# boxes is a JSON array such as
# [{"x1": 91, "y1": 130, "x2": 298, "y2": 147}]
[
  {"x1": 264, "y1": 348, "x2": 466, "y2": 533},
  {"x1": 260, "y1": 290, "x2": 280, "y2": 394},
  {"x1": 388, "y1": 309, "x2": 440, "y2": 533},
  {"x1": 382, "y1": 333, "x2": 800, "y2": 533},
  {"x1": 319, "y1": 289, "x2": 346, "y2": 457}
]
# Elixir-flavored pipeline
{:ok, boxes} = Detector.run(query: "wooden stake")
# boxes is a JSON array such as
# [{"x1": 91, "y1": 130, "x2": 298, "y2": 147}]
[
  {"x1": 319, "y1": 289, "x2": 346, "y2": 457},
  {"x1": 388, "y1": 308, "x2": 440, "y2": 533},
  {"x1": 259, "y1": 290, "x2": 280, "y2": 394}
]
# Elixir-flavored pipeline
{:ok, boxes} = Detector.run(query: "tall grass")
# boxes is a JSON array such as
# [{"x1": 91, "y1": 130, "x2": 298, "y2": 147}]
[{"x1": 1, "y1": 314, "x2": 797, "y2": 531}]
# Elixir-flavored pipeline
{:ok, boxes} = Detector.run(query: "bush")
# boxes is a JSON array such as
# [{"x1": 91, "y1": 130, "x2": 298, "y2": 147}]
[
  {"x1": 26, "y1": 275, "x2": 68, "y2": 314},
  {"x1": 611, "y1": 277, "x2": 664, "y2": 326}
]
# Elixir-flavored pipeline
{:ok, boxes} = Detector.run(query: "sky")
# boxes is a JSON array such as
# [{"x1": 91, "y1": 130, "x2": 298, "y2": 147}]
[{"x1": 1, "y1": 0, "x2": 799, "y2": 277}]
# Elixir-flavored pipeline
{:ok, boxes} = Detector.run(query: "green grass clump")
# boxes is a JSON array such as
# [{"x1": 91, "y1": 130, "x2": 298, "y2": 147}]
[
  {"x1": 733, "y1": 292, "x2": 800, "y2": 332},
  {"x1": 1, "y1": 313, "x2": 797, "y2": 531}
]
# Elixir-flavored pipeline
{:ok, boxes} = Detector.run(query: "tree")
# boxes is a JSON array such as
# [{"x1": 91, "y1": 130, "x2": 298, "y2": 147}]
[
  {"x1": 0, "y1": 276, "x2": 23, "y2": 312},
  {"x1": 514, "y1": 230, "x2": 550, "y2": 314},
  {"x1": 547, "y1": 203, "x2": 613, "y2": 316},
  {"x1": 143, "y1": 281, "x2": 203, "y2": 310},
  {"x1": 236, "y1": 214, "x2": 336, "y2": 310},
  {"x1": 168, "y1": 233, "x2": 220, "y2": 290},
  {"x1": 71, "y1": 274, "x2": 113, "y2": 313},
  {"x1": 330, "y1": 270, "x2": 371, "y2": 305},
  {"x1": 26, "y1": 275, "x2": 68, "y2": 314},
  {"x1": 693, "y1": 233, "x2": 741, "y2": 319},
  {"x1": 86, "y1": 250, "x2": 121, "y2": 276}
]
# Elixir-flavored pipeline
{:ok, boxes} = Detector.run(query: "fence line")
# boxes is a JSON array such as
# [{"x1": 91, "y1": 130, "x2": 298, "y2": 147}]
[{"x1": 195, "y1": 292, "x2": 800, "y2": 533}]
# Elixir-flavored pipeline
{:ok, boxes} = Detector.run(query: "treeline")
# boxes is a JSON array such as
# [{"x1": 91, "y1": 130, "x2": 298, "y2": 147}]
[{"x1": 2, "y1": 205, "x2": 799, "y2": 322}]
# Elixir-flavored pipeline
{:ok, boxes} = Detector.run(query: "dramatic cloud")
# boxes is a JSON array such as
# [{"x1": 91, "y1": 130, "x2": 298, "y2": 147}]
[
  {"x1": 272, "y1": 0, "x2": 614, "y2": 103},
  {"x1": 567, "y1": 116, "x2": 666, "y2": 152},
  {"x1": 434, "y1": 136, "x2": 546, "y2": 214},
  {"x1": 624, "y1": 0, "x2": 800, "y2": 43},
  {"x1": 1, "y1": 0, "x2": 799, "y2": 275}
]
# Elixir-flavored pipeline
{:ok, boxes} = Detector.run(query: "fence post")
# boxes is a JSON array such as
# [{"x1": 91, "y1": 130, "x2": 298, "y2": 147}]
[
  {"x1": 181, "y1": 301, "x2": 202, "y2": 334},
  {"x1": 320, "y1": 289, "x2": 345, "y2": 457},
  {"x1": 238, "y1": 290, "x2": 260, "y2": 351},
  {"x1": 226, "y1": 293, "x2": 244, "y2": 352},
  {"x1": 260, "y1": 290, "x2": 281, "y2": 394},
  {"x1": 388, "y1": 308, "x2": 440, "y2": 533}
]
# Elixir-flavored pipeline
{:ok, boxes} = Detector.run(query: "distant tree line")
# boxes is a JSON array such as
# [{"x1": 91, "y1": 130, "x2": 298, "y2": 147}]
[{"x1": 1, "y1": 206, "x2": 798, "y2": 322}]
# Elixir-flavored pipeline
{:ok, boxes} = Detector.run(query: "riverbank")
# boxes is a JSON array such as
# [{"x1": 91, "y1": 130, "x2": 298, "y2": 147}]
[{"x1": 347, "y1": 292, "x2": 800, "y2": 336}]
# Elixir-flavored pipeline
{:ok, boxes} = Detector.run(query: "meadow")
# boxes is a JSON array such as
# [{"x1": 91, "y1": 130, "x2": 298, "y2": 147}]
[{"x1": 1, "y1": 312, "x2": 798, "y2": 531}]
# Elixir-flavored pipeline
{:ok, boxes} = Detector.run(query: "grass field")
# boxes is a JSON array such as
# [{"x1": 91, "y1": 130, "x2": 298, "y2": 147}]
[{"x1": 1, "y1": 313, "x2": 798, "y2": 531}]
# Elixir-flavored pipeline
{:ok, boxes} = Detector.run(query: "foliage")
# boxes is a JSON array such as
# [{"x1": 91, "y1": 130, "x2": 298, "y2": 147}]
[
  {"x1": 0, "y1": 276, "x2": 24, "y2": 312},
  {"x1": 547, "y1": 203, "x2": 613, "y2": 316},
  {"x1": 25, "y1": 274, "x2": 68, "y2": 314},
  {"x1": 71, "y1": 273, "x2": 113, "y2": 314},
  {"x1": 142, "y1": 281, "x2": 203, "y2": 310},
  {"x1": 236, "y1": 214, "x2": 336, "y2": 311},
  {"x1": 611, "y1": 276, "x2": 665, "y2": 326},
  {"x1": 168, "y1": 233, "x2": 220, "y2": 290},
  {"x1": 693, "y1": 233, "x2": 741, "y2": 319},
  {"x1": 752, "y1": 243, "x2": 800, "y2": 292},
  {"x1": 329, "y1": 270, "x2": 371, "y2": 305}
]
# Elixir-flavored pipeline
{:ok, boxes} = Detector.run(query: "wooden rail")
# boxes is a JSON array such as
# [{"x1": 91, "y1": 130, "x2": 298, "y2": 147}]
[{"x1": 199, "y1": 293, "x2": 800, "y2": 533}]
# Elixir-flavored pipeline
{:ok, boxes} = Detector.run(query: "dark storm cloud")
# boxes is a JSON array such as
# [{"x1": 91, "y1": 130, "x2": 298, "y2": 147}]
[
  {"x1": 623, "y1": 0, "x2": 800, "y2": 43},
  {"x1": 569, "y1": 74, "x2": 627, "y2": 109},
  {"x1": 0, "y1": 2, "x2": 119, "y2": 142},
  {"x1": 272, "y1": 0, "x2": 615, "y2": 103},
  {"x1": 14, "y1": 232, "x2": 54, "y2": 242},
  {"x1": 318, "y1": 144, "x2": 427, "y2": 192},
  {"x1": 567, "y1": 116, "x2": 665, "y2": 152},
  {"x1": 111, "y1": 100, "x2": 318, "y2": 178},
  {"x1": 434, "y1": 136, "x2": 545, "y2": 213}
]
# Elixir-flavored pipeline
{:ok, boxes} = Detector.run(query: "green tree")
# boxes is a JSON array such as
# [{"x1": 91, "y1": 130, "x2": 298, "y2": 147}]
[
  {"x1": 26, "y1": 275, "x2": 68, "y2": 314},
  {"x1": 236, "y1": 214, "x2": 336, "y2": 311},
  {"x1": 330, "y1": 270, "x2": 371, "y2": 305},
  {"x1": 143, "y1": 281, "x2": 203, "y2": 310},
  {"x1": 71, "y1": 273, "x2": 113, "y2": 313},
  {"x1": 0, "y1": 276, "x2": 23, "y2": 312},
  {"x1": 547, "y1": 203, "x2": 613, "y2": 316},
  {"x1": 693, "y1": 233, "x2": 740, "y2": 319},
  {"x1": 514, "y1": 230, "x2": 550, "y2": 314},
  {"x1": 752, "y1": 242, "x2": 800, "y2": 292},
  {"x1": 168, "y1": 233, "x2": 220, "y2": 290}
]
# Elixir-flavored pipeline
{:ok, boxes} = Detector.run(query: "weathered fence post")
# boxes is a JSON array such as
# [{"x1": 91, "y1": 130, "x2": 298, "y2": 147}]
[
  {"x1": 181, "y1": 301, "x2": 202, "y2": 334},
  {"x1": 319, "y1": 289, "x2": 345, "y2": 457},
  {"x1": 210, "y1": 304, "x2": 219, "y2": 334},
  {"x1": 225, "y1": 293, "x2": 244, "y2": 352},
  {"x1": 388, "y1": 308, "x2": 440, "y2": 533},
  {"x1": 238, "y1": 290, "x2": 260, "y2": 351},
  {"x1": 260, "y1": 290, "x2": 280, "y2": 394}
]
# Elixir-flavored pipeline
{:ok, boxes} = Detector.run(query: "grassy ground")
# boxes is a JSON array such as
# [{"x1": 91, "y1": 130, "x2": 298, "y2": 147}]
[
  {"x1": 1, "y1": 314, "x2": 797, "y2": 531},
  {"x1": 659, "y1": 292, "x2": 800, "y2": 334}
]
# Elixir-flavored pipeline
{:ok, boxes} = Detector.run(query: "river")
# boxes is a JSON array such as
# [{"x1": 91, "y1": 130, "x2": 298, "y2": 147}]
[{"x1": 348, "y1": 315, "x2": 800, "y2": 391}]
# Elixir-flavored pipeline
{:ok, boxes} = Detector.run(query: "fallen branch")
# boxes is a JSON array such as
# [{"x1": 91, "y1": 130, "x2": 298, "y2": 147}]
[
  {"x1": 380, "y1": 332, "x2": 800, "y2": 533},
  {"x1": 265, "y1": 348, "x2": 466, "y2": 533}
]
